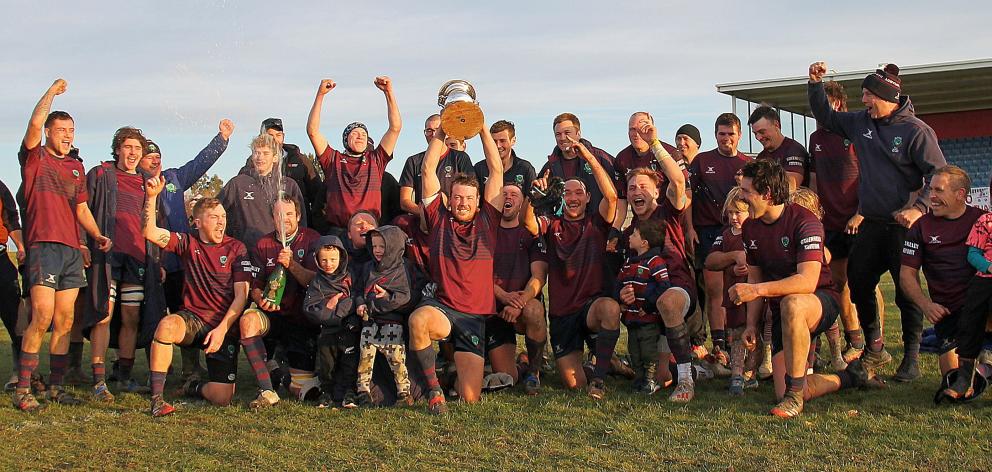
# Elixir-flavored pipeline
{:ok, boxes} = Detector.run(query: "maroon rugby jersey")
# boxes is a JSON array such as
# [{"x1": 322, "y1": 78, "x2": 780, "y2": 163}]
[
  {"x1": 901, "y1": 206, "x2": 985, "y2": 312},
  {"x1": 625, "y1": 201, "x2": 693, "y2": 294},
  {"x1": 424, "y1": 196, "x2": 500, "y2": 315},
  {"x1": 165, "y1": 232, "x2": 253, "y2": 328},
  {"x1": 711, "y1": 226, "x2": 747, "y2": 327},
  {"x1": 540, "y1": 212, "x2": 610, "y2": 318},
  {"x1": 251, "y1": 227, "x2": 320, "y2": 324},
  {"x1": 689, "y1": 149, "x2": 750, "y2": 227},
  {"x1": 614, "y1": 143, "x2": 677, "y2": 199},
  {"x1": 318, "y1": 144, "x2": 391, "y2": 228},
  {"x1": 18, "y1": 144, "x2": 87, "y2": 247},
  {"x1": 756, "y1": 137, "x2": 810, "y2": 187},
  {"x1": 742, "y1": 204, "x2": 834, "y2": 306},
  {"x1": 809, "y1": 128, "x2": 859, "y2": 232},
  {"x1": 494, "y1": 225, "x2": 546, "y2": 294},
  {"x1": 392, "y1": 213, "x2": 431, "y2": 275},
  {"x1": 113, "y1": 169, "x2": 146, "y2": 260}
]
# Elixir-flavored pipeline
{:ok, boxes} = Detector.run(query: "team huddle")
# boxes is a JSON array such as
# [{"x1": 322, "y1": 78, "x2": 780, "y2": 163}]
[{"x1": 6, "y1": 60, "x2": 992, "y2": 419}]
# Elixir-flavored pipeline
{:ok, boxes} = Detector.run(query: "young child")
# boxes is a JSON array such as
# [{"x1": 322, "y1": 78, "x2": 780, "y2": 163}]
[
  {"x1": 704, "y1": 187, "x2": 754, "y2": 395},
  {"x1": 944, "y1": 210, "x2": 992, "y2": 399},
  {"x1": 303, "y1": 235, "x2": 359, "y2": 409},
  {"x1": 616, "y1": 218, "x2": 671, "y2": 394},
  {"x1": 354, "y1": 226, "x2": 418, "y2": 407}
]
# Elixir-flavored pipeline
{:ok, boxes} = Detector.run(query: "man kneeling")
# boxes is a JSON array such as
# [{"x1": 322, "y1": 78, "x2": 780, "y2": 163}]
[
  {"x1": 143, "y1": 177, "x2": 253, "y2": 416},
  {"x1": 729, "y1": 160, "x2": 867, "y2": 418}
]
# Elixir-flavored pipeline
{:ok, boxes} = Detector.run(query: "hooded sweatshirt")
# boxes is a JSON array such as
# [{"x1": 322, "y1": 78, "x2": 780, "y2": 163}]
[
  {"x1": 808, "y1": 81, "x2": 946, "y2": 222},
  {"x1": 302, "y1": 235, "x2": 355, "y2": 332},
  {"x1": 356, "y1": 226, "x2": 416, "y2": 325},
  {"x1": 219, "y1": 166, "x2": 307, "y2": 249}
]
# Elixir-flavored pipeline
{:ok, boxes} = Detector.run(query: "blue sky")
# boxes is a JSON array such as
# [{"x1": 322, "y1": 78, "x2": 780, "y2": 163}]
[{"x1": 2, "y1": 1, "x2": 989, "y2": 188}]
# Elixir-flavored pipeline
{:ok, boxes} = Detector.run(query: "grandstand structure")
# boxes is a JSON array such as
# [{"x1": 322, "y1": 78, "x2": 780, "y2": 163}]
[{"x1": 715, "y1": 59, "x2": 992, "y2": 206}]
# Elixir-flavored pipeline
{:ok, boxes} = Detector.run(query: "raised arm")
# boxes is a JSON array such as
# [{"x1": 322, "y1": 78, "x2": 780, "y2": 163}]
[
  {"x1": 175, "y1": 120, "x2": 233, "y2": 190},
  {"x1": 568, "y1": 135, "x2": 617, "y2": 223},
  {"x1": 143, "y1": 176, "x2": 172, "y2": 248},
  {"x1": 479, "y1": 123, "x2": 504, "y2": 208},
  {"x1": 307, "y1": 79, "x2": 335, "y2": 157},
  {"x1": 636, "y1": 122, "x2": 686, "y2": 211},
  {"x1": 24, "y1": 79, "x2": 67, "y2": 150},
  {"x1": 373, "y1": 76, "x2": 401, "y2": 156},
  {"x1": 420, "y1": 128, "x2": 447, "y2": 201},
  {"x1": 808, "y1": 62, "x2": 857, "y2": 139}
]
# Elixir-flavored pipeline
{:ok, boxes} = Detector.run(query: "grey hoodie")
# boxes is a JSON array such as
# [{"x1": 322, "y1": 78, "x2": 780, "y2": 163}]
[
  {"x1": 808, "y1": 81, "x2": 946, "y2": 222},
  {"x1": 356, "y1": 225, "x2": 415, "y2": 325},
  {"x1": 302, "y1": 235, "x2": 355, "y2": 331}
]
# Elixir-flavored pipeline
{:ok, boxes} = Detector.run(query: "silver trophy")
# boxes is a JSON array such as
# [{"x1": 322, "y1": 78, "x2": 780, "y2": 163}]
[{"x1": 437, "y1": 80, "x2": 484, "y2": 140}]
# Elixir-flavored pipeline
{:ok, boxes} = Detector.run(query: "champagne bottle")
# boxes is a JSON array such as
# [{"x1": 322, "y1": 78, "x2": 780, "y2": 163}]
[{"x1": 263, "y1": 265, "x2": 287, "y2": 308}]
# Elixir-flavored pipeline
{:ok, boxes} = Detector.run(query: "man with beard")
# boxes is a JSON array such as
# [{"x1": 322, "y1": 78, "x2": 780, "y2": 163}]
[
  {"x1": 530, "y1": 133, "x2": 621, "y2": 400},
  {"x1": 622, "y1": 121, "x2": 697, "y2": 403},
  {"x1": 474, "y1": 120, "x2": 536, "y2": 193},
  {"x1": 308, "y1": 77, "x2": 401, "y2": 234},
  {"x1": 407, "y1": 119, "x2": 503, "y2": 414},
  {"x1": 487, "y1": 183, "x2": 548, "y2": 394},
  {"x1": 14, "y1": 79, "x2": 111, "y2": 411}
]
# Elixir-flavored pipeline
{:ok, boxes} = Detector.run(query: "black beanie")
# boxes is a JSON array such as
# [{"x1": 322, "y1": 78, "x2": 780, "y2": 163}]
[
  {"x1": 145, "y1": 140, "x2": 161, "y2": 156},
  {"x1": 676, "y1": 124, "x2": 701, "y2": 147},
  {"x1": 862, "y1": 64, "x2": 902, "y2": 103}
]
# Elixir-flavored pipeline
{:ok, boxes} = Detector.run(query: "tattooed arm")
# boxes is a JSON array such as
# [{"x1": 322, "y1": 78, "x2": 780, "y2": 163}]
[{"x1": 143, "y1": 176, "x2": 172, "y2": 248}]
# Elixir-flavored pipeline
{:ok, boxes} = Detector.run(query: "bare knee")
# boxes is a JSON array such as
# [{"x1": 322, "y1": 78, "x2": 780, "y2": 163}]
[
  {"x1": 239, "y1": 311, "x2": 264, "y2": 338},
  {"x1": 155, "y1": 315, "x2": 185, "y2": 344}
]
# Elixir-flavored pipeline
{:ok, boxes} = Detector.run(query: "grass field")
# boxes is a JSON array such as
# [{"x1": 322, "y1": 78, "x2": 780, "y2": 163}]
[{"x1": 1, "y1": 276, "x2": 991, "y2": 471}]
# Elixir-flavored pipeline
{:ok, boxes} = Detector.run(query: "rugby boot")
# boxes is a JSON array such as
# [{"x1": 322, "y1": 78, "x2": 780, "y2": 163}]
[
  {"x1": 892, "y1": 356, "x2": 920, "y2": 383},
  {"x1": 47, "y1": 386, "x2": 83, "y2": 406},
  {"x1": 12, "y1": 390, "x2": 43, "y2": 412},
  {"x1": 92, "y1": 381, "x2": 115, "y2": 403},
  {"x1": 249, "y1": 389, "x2": 280, "y2": 409},
  {"x1": 427, "y1": 389, "x2": 448, "y2": 415},
  {"x1": 586, "y1": 377, "x2": 606, "y2": 400},
  {"x1": 150, "y1": 395, "x2": 176, "y2": 417},
  {"x1": 771, "y1": 390, "x2": 804, "y2": 419},
  {"x1": 523, "y1": 373, "x2": 541, "y2": 396}
]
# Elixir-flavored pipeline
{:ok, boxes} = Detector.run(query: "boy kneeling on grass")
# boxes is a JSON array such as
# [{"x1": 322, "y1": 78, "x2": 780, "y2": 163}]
[{"x1": 617, "y1": 218, "x2": 671, "y2": 395}]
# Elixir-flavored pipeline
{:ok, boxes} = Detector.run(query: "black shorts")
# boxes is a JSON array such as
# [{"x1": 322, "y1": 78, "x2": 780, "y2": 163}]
[
  {"x1": 549, "y1": 299, "x2": 596, "y2": 359},
  {"x1": 420, "y1": 298, "x2": 485, "y2": 357},
  {"x1": 175, "y1": 310, "x2": 240, "y2": 384},
  {"x1": 27, "y1": 242, "x2": 86, "y2": 291},
  {"x1": 110, "y1": 252, "x2": 145, "y2": 285},
  {"x1": 261, "y1": 313, "x2": 319, "y2": 371},
  {"x1": 693, "y1": 225, "x2": 724, "y2": 270},
  {"x1": 825, "y1": 230, "x2": 854, "y2": 260},
  {"x1": 163, "y1": 270, "x2": 184, "y2": 313},
  {"x1": 771, "y1": 288, "x2": 841, "y2": 354},
  {"x1": 485, "y1": 316, "x2": 519, "y2": 351}
]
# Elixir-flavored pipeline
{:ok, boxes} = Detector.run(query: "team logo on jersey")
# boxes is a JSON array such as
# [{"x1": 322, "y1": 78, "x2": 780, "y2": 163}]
[
  {"x1": 705, "y1": 166, "x2": 716, "y2": 174},
  {"x1": 243, "y1": 191, "x2": 255, "y2": 200},
  {"x1": 781, "y1": 236, "x2": 790, "y2": 247},
  {"x1": 220, "y1": 255, "x2": 229, "y2": 266},
  {"x1": 843, "y1": 139, "x2": 851, "y2": 147},
  {"x1": 583, "y1": 162, "x2": 592, "y2": 174},
  {"x1": 266, "y1": 257, "x2": 275, "y2": 267},
  {"x1": 929, "y1": 235, "x2": 942, "y2": 244},
  {"x1": 444, "y1": 165, "x2": 452, "y2": 178},
  {"x1": 891, "y1": 136, "x2": 903, "y2": 153},
  {"x1": 638, "y1": 267, "x2": 646, "y2": 275},
  {"x1": 297, "y1": 248, "x2": 305, "y2": 258},
  {"x1": 72, "y1": 170, "x2": 80, "y2": 177},
  {"x1": 515, "y1": 174, "x2": 524, "y2": 184},
  {"x1": 863, "y1": 129, "x2": 873, "y2": 140},
  {"x1": 748, "y1": 240, "x2": 758, "y2": 249},
  {"x1": 554, "y1": 231, "x2": 562, "y2": 241},
  {"x1": 166, "y1": 183, "x2": 177, "y2": 193},
  {"x1": 138, "y1": 268, "x2": 145, "y2": 278},
  {"x1": 814, "y1": 144, "x2": 822, "y2": 152},
  {"x1": 471, "y1": 335, "x2": 480, "y2": 346}
]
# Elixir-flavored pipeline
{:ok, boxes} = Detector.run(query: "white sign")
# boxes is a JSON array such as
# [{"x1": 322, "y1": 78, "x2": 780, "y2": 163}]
[{"x1": 967, "y1": 187, "x2": 990, "y2": 211}]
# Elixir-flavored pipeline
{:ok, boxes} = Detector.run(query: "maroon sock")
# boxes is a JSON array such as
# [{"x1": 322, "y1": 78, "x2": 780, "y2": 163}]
[
  {"x1": 17, "y1": 352, "x2": 39, "y2": 390},
  {"x1": 241, "y1": 336, "x2": 272, "y2": 391},
  {"x1": 150, "y1": 371, "x2": 167, "y2": 397},
  {"x1": 846, "y1": 329, "x2": 865, "y2": 349},
  {"x1": 593, "y1": 329, "x2": 620, "y2": 379},
  {"x1": 413, "y1": 346, "x2": 441, "y2": 391},
  {"x1": 48, "y1": 354, "x2": 69, "y2": 388},
  {"x1": 92, "y1": 362, "x2": 106, "y2": 384}
]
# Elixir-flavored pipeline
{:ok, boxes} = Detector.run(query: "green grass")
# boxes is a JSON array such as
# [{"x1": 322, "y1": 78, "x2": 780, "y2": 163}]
[{"x1": 1, "y1": 276, "x2": 991, "y2": 471}]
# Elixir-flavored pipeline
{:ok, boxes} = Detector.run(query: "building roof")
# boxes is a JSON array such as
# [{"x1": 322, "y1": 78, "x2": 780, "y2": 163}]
[{"x1": 716, "y1": 58, "x2": 992, "y2": 116}]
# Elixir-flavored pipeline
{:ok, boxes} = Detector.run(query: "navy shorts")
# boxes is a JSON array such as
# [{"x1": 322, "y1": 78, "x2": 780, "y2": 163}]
[
  {"x1": 485, "y1": 316, "x2": 519, "y2": 351},
  {"x1": 176, "y1": 310, "x2": 240, "y2": 384},
  {"x1": 27, "y1": 242, "x2": 86, "y2": 291},
  {"x1": 110, "y1": 252, "x2": 146, "y2": 285},
  {"x1": 693, "y1": 225, "x2": 724, "y2": 270},
  {"x1": 549, "y1": 299, "x2": 597, "y2": 359},
  {"x1": 420, "y1": 298, "x2": 486, "y2": 357},
  {"x1": 770, "y1": 288, "x2": 841, "y2": 354}
]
